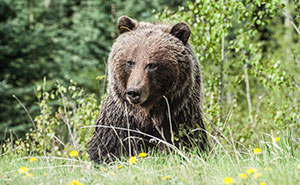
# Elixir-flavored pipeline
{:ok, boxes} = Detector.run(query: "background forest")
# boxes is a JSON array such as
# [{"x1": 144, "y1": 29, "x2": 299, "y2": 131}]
[
  {"x1": 0, "y1": 0, "x2": 300, "y2": 162},
  {"x1": 0, "y1": 0, "x2": 185, "y2": 140}
]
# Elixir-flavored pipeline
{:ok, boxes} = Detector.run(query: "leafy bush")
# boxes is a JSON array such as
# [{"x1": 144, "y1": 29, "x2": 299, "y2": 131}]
[
  {"x1": 157, "y1": 0, "x2": 300, "y2": 145},
  {"x1": 2, "y1": 80, "x2": 101, "y2": 159}
]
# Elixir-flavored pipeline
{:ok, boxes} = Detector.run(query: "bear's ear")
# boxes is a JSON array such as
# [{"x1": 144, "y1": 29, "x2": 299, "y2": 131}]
[
  {"x1": 170, "y1": 22, "x2": 191, "y2": 44},
  {"x1": 118, "y1": 16, "x2": 137, "y2": 34}
]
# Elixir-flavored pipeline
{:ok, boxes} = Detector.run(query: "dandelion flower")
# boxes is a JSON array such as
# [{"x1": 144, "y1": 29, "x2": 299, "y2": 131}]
[
  {"x1": 274, "y1": 137, "x2": 280, "y2": 142},
  {"x1": 30, "y1": 157, "x2": 37, "y2": 162},
  {"x1": 264, "y1": 167, "x2": 272, "y2": 172},
  {"x1": 161, "y1": 176, "x2": 171, "y2": 180},
  {"x1": 254, "y1": 172, "x2": 262, "y2": 179},
  {"x1": 24, "y1": 173, "x2": 34, "y2": 178},
  {"x1": 253, "y1": 148, "x2": 262, "y2": 154},
  {"x1": 138, "y1": 152, "x2": 147, "y2": 158},
  {"x1": 223, "y1": 177, "x2": 234, "y2": 185},
  {"x1": 260, "y1": 182, "x2": 267, "y2": 185},
  {"x1": 245, "y1": 168, "x2": 257, "y2": 174},
  {"x1": 129, "y1": 156, "x2": 136, "y2": 164},
  {"x1": 297, "y1": 163, "x2": 300, "y2": 169},
  {"x1": 69, "y1": 150, "x2": 78, "y2": 158},
  {"x1": 238, "y1": 173, "x2": 247, "y2": 179},
  {"x1": 117, "y1": 165, "x2": 123, "y2": 169},
  {"x1": 100, "y1": 167, "x2": 107, "y2": 172},
  {"x1": 69, "y1": 180, "x2": 83, "y2": 185},
  {"x1": 109, "y1": 172, "x2": 116, "y2": 176},
  {"x1": 18, "y1": 167, "x2": 28, "y2": 174}
]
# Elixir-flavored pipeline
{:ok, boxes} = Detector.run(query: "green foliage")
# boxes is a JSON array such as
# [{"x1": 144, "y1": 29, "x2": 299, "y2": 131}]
[
  {"x1": 0, "y1": 0, "x2": 186, "y2": 140},
  {"x1": 157, "y1": 0, "x2": 300, "y2": 145},
  {"x1": 2, "y1": 81, "x2": 100, "y2": 159}
]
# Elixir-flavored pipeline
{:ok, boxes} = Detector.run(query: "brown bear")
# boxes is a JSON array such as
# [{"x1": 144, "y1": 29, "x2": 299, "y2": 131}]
[{"x1": 88, "y1": 16, "x2": 208, "y2": 163}]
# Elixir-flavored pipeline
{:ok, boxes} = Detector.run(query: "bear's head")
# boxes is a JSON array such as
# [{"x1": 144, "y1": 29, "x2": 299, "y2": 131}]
[{"x1": 108, "y1": 16, "x2": 193, "y2": 109}]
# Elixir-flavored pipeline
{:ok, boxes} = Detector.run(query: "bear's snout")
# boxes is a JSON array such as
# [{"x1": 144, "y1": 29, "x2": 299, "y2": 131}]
[{"x1": 126, "y1": 88, "x2": 141, "y2": 104}]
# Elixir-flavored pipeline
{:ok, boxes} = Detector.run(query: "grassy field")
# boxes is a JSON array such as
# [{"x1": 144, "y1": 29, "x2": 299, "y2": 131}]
[{"x1": 1, "y1": 134, "x2": 300, "y2": 185}]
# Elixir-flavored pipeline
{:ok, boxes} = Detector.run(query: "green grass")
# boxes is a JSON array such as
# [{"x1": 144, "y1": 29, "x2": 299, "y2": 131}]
[{"x1": 1, "y1": 136, "x2": 300, "y2": 185}]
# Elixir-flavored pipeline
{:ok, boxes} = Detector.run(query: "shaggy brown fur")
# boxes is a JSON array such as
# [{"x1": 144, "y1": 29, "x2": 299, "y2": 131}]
[{"x1": 88, "y1": 16, "x2": 208, "y2": 163}]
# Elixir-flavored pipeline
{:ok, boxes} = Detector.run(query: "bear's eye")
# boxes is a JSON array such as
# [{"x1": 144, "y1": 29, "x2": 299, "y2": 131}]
[
  {"x1": 146, "y1": 63, "x2": 158, "y2": 71},
  {"x1": 126, "y1": 61, "x2": 135, "y2": 68}
]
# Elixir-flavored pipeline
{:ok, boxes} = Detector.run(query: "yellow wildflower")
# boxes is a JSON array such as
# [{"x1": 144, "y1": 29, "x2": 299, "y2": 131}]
[
  {"x1": 100, "y1": 167, "x2": 107, "y2": 172},
  {"x1": 18, "y1": 167, "x2": 28, "y2": 174},
  {"x1": 69, "y1": 150, "x2": 78, "y2": 158},
  {"x1": 245, "y1": 168, "x2": 257, "y2": 174},
  {"x1": 238, "y1": 173, "x2": 247, "y2": 179},
  {"x1": 117, "y1": 165, "x2": 123, "y2": 169},
  {"x1": 223, "y1": 177, "x2": 234, "y2": 185},
  {"x1": 138, "y1": 152, "x2": 147, "y2": 158},
  {"x1": 297, "y1": 163, "x2": 300, "y2": 169},
  {"x1": 44, "y1": 172, "x2": 48, "y2": 176},
  {"x1": 254, "y1": 172, "x2": 262, "y2": 179},
  {"x1": 274, "y1": 137, "x2": 280, "y2": 142},
  {"x1": 109, "y1": 172, "x2": 115, "y2": 176},
  {"x1": 69, "y1": 180, "x2": 83, "y2": 185},
  {"x1": 260, "y1": 182, "x2": 267, "y2": 185},
  {"x1": 264, "y1": 167, "x2": 273, "y2": 172},
  {"x1": 161, "y1": 176, "x2": 171, "y2": 180},
  {"x1": 24, "y1": 173, "x2": 34, "y2": 178},
  {"x1": 129, "y1": 156, "x2": 136, "y2": 164},
  {"x1": 253, "y1": 148, "x2": 262, "y2": 154},
  {"x1": 30, "y1": 157, "x2": 37, "y2": 162}
]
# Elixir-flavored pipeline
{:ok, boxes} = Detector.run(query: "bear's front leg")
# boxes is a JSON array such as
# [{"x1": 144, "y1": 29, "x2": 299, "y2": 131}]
[{"x1": 88, "y1": 97, "x2": 130, "y2": 163}]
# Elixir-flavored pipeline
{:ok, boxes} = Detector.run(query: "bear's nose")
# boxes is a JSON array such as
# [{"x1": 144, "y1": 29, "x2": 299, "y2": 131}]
[{"x1": 126, "y1": 88, "x2": 141, "y2": 103}]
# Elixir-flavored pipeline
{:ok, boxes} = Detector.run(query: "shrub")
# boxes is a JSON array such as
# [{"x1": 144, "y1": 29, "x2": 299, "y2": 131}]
[
  {"x1": 2, "y1": 80, "x2": 100, "y2": 159},
  {"x1": 157, "y1": 0, "x2": 300, "y2": 145}
]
